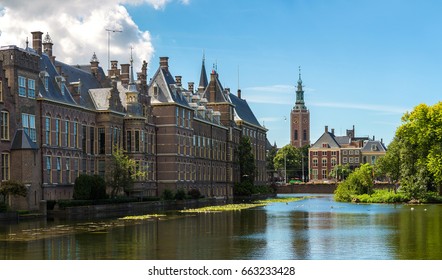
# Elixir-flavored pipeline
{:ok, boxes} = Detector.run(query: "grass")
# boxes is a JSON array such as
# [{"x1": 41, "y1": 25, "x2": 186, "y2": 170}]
[{"x1": 118, "y1": 214, "x2": 166, "y2": 220}]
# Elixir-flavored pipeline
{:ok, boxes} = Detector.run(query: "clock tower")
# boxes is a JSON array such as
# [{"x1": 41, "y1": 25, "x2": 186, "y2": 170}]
[{"x1": 290, "y1": 67, "x2": 310, "y2": 148}]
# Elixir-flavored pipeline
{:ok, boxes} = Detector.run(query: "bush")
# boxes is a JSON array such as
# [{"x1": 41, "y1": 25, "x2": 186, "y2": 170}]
[
  {"x1": 73, "y1": 174, "x2": 92, "y2": 200},
  {"x1": 90, "y1": 175, "x2": 107, "y2": 200},
  {"x1": 0, "y1": 202, "x2": 7, "y2": 212},
  {"x1": 74, "y1": 174, "x2": 107, "y2": 200},
  {"x1": 188, "y1": 189, "x2": 202, "y2": 199},
  {"x1": 174, "y1": 189, "x2": 186, "y2": 200},
  {"x1": 162, "y1": 189, "x2": 174, "y2": 200},
  {"x1": 234, "y1": 182, "x2": 253, "y2": 196},
  {"x1": 46, "y1": 200, "x2": 57, "y2": 210}
]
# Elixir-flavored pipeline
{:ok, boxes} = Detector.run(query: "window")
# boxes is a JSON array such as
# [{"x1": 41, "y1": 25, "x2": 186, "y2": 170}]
[
  {"x1": 355, "y1": 157, "x2": 359, "y2": 164},
  {"x1": 65, "y1": 120, "x2": 70, "y2": 147},
  {"x1": 349, "y1": 157, "x2": 354, "y2": 163},
  {"x1": 153, "y1": 84, "x2": 158, "y2": 98},
  {"x1": 18, "y1": 76, "x2": 26, "y2": 96},
  {"x1": 55, "y1": 119, "x2": 60, "y2": 146},
  {"x1": 355, "y1": 150, "x2": 360, "y2": 155},
  {"x1": 343, "y1": 157, "x2": 348, "y2": 163},
  {"x1": 66, "y1": 158, "x2": 71, "y2": 183},
  {"x1": 98, "y1": 127, "x2": 105, "y2": 154},
  {"x1": 90, "y1": 127, "x2": 95, "y2": 154},
  {"x1": 82, "y1": 125, "x2": 87, "y2": 153},
  {"x1": 322, "y1": 158, "x2": 327, "y2": 166},
  {"x1": 371, "y1": 156, "x2": 376, "y2": 165},
  {"x1": 322, "y1": 151, "x2": 327, "y2": 156},
  {"x1": 176, "y1": 107, "x2": 179, "y2": 126},
  {"x1": 312, "y1": 169, "x2": 318, "y2": 180},
  {"x1": 303, "y1": 130, "x2": 307, "y2": 141},
  {"x1": 322, "y1": 169, "x2": 327, "y2": 179},
  {"x1": 322, "y1": 143, "x2": 328, "y2": 148},
  {"x1": 349, "y1": 150, "x2": 354, "y2": 155},
  {"x1": 98, "y1": 160, "x2": 105, "y2": 177},
  {"x1": 331, "y1": 158, "x2": 337, "y2": 167},
  {"x1": 44, "y1": 74, "x2": 49, "y2": 91},
  {"x1": 22, "y1": 113, "x2": 36, "y2": 142},
  {"x1": 73, "y1": 122, "x2": 78, "y2": 148},
  {"x1": 1, "y1": 153, "x2": 10, "y2": 181},
  {"x1": 0, "y1": 80, "x2": 3, "y2": 101},
  {"x1": 56, "y1": 157, "x2": 62, "y2": 183},
  {"x1": 126, "y1": 130, "x2": 132, "y2": 152},
  {"x1": 313, "y1": 159, "x2": 318, "y2": 167},
  {"x1": 28, "y1": 79, "x2": 35, "y2": 98},
  {"x1": 343, "y1": 150, "x2": 348, "y2": 155},
  {"x1": 135, "y1": 130, "x2": 140, "y2": 152},
  {"x1": 46, "y1": 156, "x2": 51, "y2": 183},
  {"x1": 331, "y1": 151, "x2": 337, "y2": 156},
  {"x1": 313, "y1": 151, "x2": 318, "y2": 156},
  {"x1": 294, "y1": 130, "x2": 298, "y2": 140},
  {"x1": 1, "y1": 111, "x2": 9, "y2": 140},
  {"x1": 44, "y1": 117, "x2": 51, "y2": 145}
]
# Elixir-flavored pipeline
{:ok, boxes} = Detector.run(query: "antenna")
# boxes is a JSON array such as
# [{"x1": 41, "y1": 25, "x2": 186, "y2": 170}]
[
  {"x1": 237, "y1": 64, "x2": 240, "y2": 90},
  {"x1": 105, "y1": 28, "x2": 122, "y2": 71}
]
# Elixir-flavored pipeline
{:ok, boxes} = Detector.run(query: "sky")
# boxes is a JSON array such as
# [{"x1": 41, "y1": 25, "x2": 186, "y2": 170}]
[{"x1": 1, "y1": 0, "x2": 442, "y2": 147}]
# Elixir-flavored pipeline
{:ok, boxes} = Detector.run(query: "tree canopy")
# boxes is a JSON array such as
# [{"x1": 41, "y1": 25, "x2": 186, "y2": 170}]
[
  {"x1": 236, "y1": 136, "x2": 256, "y2": 185},
  {"x1": 273, "y1": 144, "x2": 303, "y2": 181}
]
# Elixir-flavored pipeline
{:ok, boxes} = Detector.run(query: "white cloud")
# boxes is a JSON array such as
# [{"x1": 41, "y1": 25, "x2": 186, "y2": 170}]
[
  {"x1": 310, "y1": 101, "x2": 409, "y2": 114},
  {"x1": 0, "y1": 0, "x2": 188, "y2": 72}
]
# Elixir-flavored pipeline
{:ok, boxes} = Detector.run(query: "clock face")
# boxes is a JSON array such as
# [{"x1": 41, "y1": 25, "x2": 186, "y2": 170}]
[
  {"x1": 294, "y1": 119, "x2": 298, "y2": 124},
  {"x1": 303, "y1": 119, "x2": 308, "y2": 124}
]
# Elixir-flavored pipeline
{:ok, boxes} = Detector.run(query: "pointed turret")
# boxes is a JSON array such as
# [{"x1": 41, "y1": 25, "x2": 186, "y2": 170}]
[
  {"x1": 198, "y1": 53, "x2": 208, "y2": 93},
  {"x1": 294, "y1": 66, "x2": 307, "y2": 110},
  {"x1": 125, "y1": 48, "x2": 142, "y2": 116}
]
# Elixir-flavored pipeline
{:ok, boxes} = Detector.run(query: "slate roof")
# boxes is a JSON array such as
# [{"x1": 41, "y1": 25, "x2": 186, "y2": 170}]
[
  {"x1": 310, "y1": 132, "x2": 341, "y2": 148},
  {"x1": 229, "y1": 93, "x2": 264, "y2": 129},
  {"x1": 361, "y1": 140, "x2": 387, "y2": 152},
  {"x1": 39, "y1": 54, "x2": 77, "y2": 105},
  {"x1": 10, "y1": 129, "x2": 38, "y2": 150},
  {"x1": 148, "y1": 66, "x2": 190, "y2": 107}
]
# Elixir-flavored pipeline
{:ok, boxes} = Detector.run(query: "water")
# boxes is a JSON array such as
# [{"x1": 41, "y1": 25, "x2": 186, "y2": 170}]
[{"x1": 0, "y1": 194, "x2": 441, "y2": 260}]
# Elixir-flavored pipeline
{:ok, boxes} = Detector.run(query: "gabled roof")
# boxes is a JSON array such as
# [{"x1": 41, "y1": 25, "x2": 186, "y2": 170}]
[
  {"x1": 229, "y1": 93, "x2": 264, "y2": 129},
  {"x1": 310, "y1": 132, "x2": 341, "y2": 149},
  {"x1": 10, "y1": 129, "x2": 38, "y2": 150},
  {"x1": 204, "y1": 72, "x2": 229, "y2": 103},
  {"x1": 148, "y1": 66, "x2": 190, "y2": 107},
  {"x1": 361, "y1": 140, "x2": 387, "y2": 152}
]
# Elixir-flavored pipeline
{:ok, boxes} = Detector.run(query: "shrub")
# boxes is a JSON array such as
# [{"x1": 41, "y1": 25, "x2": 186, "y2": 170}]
[
  {"x1": 0, "y1": 202, "x2": 7, "y2": 212},
  {"x1": 234, "y1": 182, "x2": 253, "y2": 196},
  {"x1": 162, "y1": 189, "x2": 174, "y2": 200},
  {"x1": 46, "y1": 200, "x2": 57, "y2": 210},
  {"x1": 74, "y1": 174, "x2": 107, "y2": 200},
  {"x1": 73, "y1": 174, "x2": 92, "y2": 200},
  {"x1": 90, "y1": 175, "x2": 107, "y2": 200},
  {"x1": 174, "y1": 189, "x2": 186, "y2": 200},
  {"x1": 188, "y1": 189, "x2": 202, "y2": 199}
]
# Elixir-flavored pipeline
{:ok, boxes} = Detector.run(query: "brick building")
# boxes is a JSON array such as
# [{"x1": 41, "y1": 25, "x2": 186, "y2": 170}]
[
  {"x1": 290, "y1": 68, "x2": 310, "y2": 148},
  {"x1": 0, "y1": 31, "x2": 267, "y2": 210},
  {"x1": 309, "y1": 125, "x2": 386, "y2": 182}
]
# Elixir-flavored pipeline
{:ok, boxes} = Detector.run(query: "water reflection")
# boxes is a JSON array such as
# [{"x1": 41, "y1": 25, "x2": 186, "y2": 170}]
[{"x1": 0, "y1": 195, "x2": 441, "y2": 259}]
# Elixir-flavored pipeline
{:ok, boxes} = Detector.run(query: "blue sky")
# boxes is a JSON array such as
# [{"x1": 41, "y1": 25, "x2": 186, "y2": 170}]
[
  {"x1": 2, "y1": 0, "x2": 442, "y2": 147},
  {"x1": 128, "y1": 0, "x2": 442, "y2": 146}
]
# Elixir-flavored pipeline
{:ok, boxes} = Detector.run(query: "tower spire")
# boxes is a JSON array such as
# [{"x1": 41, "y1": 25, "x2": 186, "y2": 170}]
[{"x1": 198, "y1": 52, "x2": 208, "y2": 91}]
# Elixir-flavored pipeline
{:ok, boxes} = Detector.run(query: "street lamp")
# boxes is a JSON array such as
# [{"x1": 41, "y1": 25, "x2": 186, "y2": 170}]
[
  {"x1": 105, "y1": 28, "x2": 122, "y2": 71},
  {"x1": 284, "y1": 152, "x2": 287, "y2": 184}
]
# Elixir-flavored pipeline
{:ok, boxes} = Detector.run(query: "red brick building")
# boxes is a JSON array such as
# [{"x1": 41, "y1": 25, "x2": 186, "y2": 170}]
[{"x1": 0, "y1": 31, "x2": 268, "y2": 210}]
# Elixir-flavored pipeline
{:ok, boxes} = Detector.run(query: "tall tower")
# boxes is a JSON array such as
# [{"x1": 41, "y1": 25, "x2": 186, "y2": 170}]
[{"x1": 290, "y1": 67, "x2": 310, "y2": 148}]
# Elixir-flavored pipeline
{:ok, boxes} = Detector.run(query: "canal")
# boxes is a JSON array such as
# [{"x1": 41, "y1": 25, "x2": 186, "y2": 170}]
[{"x1": 0, "y1": 194, "x2": 441, "y2": 260}]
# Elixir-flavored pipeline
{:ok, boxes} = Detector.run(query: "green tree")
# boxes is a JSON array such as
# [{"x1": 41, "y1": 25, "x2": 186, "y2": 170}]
[
  {"x1": 236, "y1": 136, "x2": 256, "y2": 184},
  {"x1": 73, "y1": 174, "x2": 107, "y2": 200},
  {"x1": 0, "y1": 180, "x2": 27, "y2": 205},
  {"x1": 394, "y1": 103, "x2": 442, "y2": 197},
  {"x1": 273, "y1": 144, "x2": 302, "y2": 182},
  {"x1": 266, "y1": 143, "x2": 278, "y2": 175},
  {"x1": 108, "y1": 146, "x2": 146, "y2": 197},
  {"x1": 374, "y1": 137, "x2": 400, "y2": 185},
  {"x1": 334, "y1": 163, "x2": 374, "y2": 202},
  {"x1": 329, "y1": 164, "x2": 352, "y2": 182}
]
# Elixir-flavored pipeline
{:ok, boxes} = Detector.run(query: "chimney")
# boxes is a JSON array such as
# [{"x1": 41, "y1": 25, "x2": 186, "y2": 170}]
[
  {"x1": 325, "y1": 125, "x2": 328, "y2": 133},
  {"x1": 331, "y1": 128, "x2": 335, "y2": 135},
  {"x1": 108, "y1": 60, "x2": 120, "y2": 77},
  {"x1": 90, "y1": 52, "x2": 99, "y2": 77},
  {"x1": 159, "y1": 57, "x2": 169, "y2": 70},
  {"x1": 121, "y1": 63, "x2": 130, "y2": 86},
  {"x1": 237, "y1": 89, "x2": 242, "y2": 99},
  {"x1": 42, "y1": 32, "x2": 53, "y2": 57},
  {"x1": 31, "y1": 31, "x2": 43, "y2": 55},
  {"x1": 188, "y1": 82, "x2": 194, "y2": 93},
  {"x1": 175, "y1": 76, "x2": 182, "y2": 87}
]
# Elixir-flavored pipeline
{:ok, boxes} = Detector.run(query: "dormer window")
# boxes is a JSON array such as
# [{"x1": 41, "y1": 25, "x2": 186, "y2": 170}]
[
  {"x1": 55, "y1": 76, "x2": 66, "y2": 95},
  {"x1": 153, "y1": 83, "x2": 158, "y2": 98}
]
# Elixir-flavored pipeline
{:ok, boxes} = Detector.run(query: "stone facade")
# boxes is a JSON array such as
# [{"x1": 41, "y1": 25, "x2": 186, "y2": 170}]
[{"x1": 0, "y1": 31, "x2": 267, "y2": 210}]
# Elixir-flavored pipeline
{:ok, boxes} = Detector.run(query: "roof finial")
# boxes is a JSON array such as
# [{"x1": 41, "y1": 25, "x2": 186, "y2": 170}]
[
  {"x1": 298, "y1": 66, "x2": 302, "y2": 82},
  {"x1": 25, "y1": 37, "x2": 29, "y2": 49}
]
